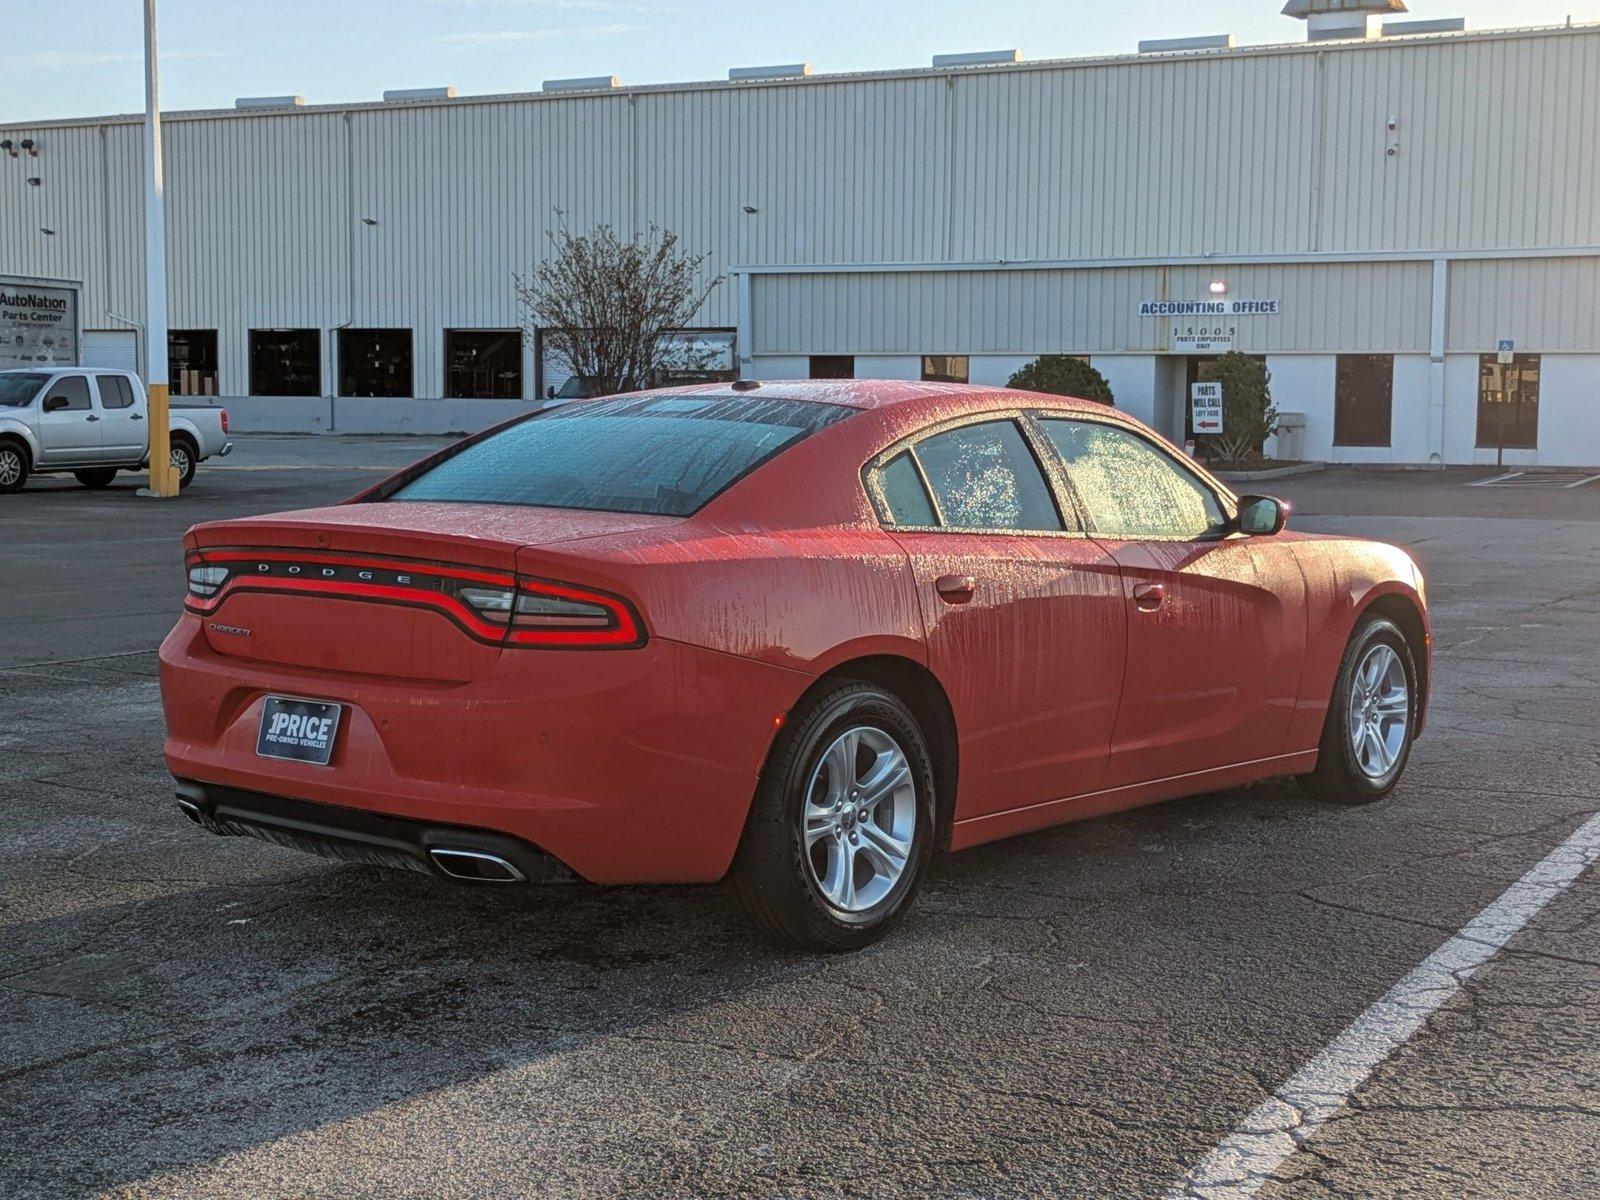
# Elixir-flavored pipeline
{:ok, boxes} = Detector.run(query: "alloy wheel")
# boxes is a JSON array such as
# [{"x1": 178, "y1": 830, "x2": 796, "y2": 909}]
[
  {"x1": 0, "y1": 449, "x2": 20, "y2": 486},
  {"x1": 802, "y1": 725, "x2": 917, "y2": 913},
  {"x1": 1348, "y1": 643, "x2": 1409, "y2": 779}
]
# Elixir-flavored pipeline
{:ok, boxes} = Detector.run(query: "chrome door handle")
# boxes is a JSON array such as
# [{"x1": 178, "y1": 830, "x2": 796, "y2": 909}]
[
  {"x1": 935, "y1": 574, "x2": 976, "y2": 604},
  {"x1": 1132, "y1": 582, "x2": 1166, "y2": 610}
]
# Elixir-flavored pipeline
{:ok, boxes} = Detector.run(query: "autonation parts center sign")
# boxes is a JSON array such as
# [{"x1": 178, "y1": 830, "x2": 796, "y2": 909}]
[{"x1": 0, "y1": 276, "x2": 81, "y2": 371}]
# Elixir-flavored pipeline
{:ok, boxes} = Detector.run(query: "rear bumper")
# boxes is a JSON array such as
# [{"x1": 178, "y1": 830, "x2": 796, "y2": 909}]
[
  {"x1": 175, "y1": 778, "x2": 567, "y2": 882},
  {"x1": 159, "y1": 614, "x2": 809, "y2": 884}
]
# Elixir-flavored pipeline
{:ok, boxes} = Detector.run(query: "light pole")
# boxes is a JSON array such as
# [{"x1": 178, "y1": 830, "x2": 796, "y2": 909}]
[{"x1": 138, "y1": 0, "x2": 177, "y2": 497}]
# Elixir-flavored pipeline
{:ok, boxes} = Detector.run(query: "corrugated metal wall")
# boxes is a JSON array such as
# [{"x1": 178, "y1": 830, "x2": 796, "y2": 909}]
[
  {"x1": 1, "y1": 25, "x2": 1596, "y2": 395},
  {"x1": 1447, "y1": 257, "x2": 1600, "y2": 351},
  {"x1": 753, "y1": 261, "x2": 1435, "y2": 355}
]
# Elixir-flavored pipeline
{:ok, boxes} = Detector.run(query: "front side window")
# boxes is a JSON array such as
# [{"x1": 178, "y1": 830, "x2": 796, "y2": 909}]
[
  {"x1": 390, "y1": 394, "x2": 851, "y2": 516},
  {"x1": 909, "y1": 419, "x2": 1062, "y2": 532},
  {"x1": 97, "y1": 375, "x2": 135, "y2": 409},
  {"x1": 1042, "y1": 419, "x2": 1225, "y2": 540},
  {"x1": 1476, "y1": 353, "x2": 1540, "y2": 450},
  {"x1": 0, "y1": 373, "x2": 47, "y2": 407},
  {"x1": 46, "y1": 375, "x2": 92, "y2": 411}
]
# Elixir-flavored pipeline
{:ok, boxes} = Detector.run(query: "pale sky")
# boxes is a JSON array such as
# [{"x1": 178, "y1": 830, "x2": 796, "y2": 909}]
[{"x1": 7, "y1": 0, "x2": 1598, "y2": 123}]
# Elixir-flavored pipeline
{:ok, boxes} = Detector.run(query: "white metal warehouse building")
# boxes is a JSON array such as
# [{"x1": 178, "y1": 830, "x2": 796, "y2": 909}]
[{"x1": 2, "y1": 7, "x2": 1598, "y2": 465}]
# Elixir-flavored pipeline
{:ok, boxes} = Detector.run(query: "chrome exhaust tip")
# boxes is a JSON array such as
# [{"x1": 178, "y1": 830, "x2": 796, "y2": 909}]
[
  {"x1": 427, "y1": 847, "x2": 526, "y2": 883},
  {"x1": 177, "y1": 797, "x2": 204, "y2": 825}
]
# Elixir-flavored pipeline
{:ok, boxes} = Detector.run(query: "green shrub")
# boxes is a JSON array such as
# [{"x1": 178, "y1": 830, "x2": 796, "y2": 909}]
[
  {"x1": 1204, "y1": 352, "x2": 1278, "y2": 465},
  {"x1": 1006, "y1": 355, "x2": 1114, "y2": 406}
]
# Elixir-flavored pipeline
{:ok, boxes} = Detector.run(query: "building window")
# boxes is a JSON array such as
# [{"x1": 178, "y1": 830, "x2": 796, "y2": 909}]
[
  {"x1": 810, "y1": 355, "x2": 854, "y2": 379},
  {"x1": 249, "y1": 329, "x2": 320, "y2": 397},
  {"x1": 1477, "y1": 354, "x2": 1540, "y2": 450},
  {"x1": 339, "y1": 329, "x2": 413, "y2": 398},
  {"x1": 1333, "y1": 354, "x2": 1394, "y2": 447},
  {"x1": 922, "y1": 355, "x2": 969, "y2": 384},
  {"x1": 169, "y1": 330, "x2": 219, "y2": 397},
  {"x1": 446, "y1": 330, "x2": 522, "y2": 400}
]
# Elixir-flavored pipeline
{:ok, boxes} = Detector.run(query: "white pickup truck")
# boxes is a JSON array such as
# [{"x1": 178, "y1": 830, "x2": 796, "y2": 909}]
[{"x1": 0, "y1": 367, "x2": 231, "y2": 493}]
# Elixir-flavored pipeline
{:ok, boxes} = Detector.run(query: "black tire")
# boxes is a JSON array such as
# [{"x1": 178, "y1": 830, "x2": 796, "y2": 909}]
[
  {"x1": 74, "y1": 468, "x2": 118, "y2": 489},
  {"x1": 0, "y1": 441, "x2": 28, "y2": 494},
  {"x1": 1297, "y1": 614, "x2": 1418, "y2": 805},
  {"x1": 732, "y1": 681, "x2": 937, "y2": 952},
  {"x1": 170, "y1": 437, "x2": 198, "y2": 488}
]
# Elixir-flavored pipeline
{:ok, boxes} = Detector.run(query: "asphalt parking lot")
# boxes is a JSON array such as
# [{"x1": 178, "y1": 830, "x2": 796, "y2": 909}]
[{"x1": 3, "y1": 445, "x2": 1599, "y2": 1198}]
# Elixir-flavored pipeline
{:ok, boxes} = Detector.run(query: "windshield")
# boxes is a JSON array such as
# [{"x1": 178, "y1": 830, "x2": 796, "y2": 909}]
[
  {"x1": 0, "y1": 373, "x2": 47, "y2": 408},
  {"x1": 389, "y1": 393, "x2": 852, "y2": 516}
]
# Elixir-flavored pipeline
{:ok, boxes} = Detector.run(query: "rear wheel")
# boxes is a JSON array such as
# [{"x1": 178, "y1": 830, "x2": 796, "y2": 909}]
[
  {"x1": 169, "y1": 438, "x2": 197, "y2": 488},
  {"x1": 74, "y1": 468, "x2": 118, "y2": 489},
  {"x1": 732, "y1": 681, "x2": 936, "y2": 952},
  {"x1": 1298, "y1": 614, "x2": 1417, "y2": 805},
  {"x1": 0, "y1": 443, "x2": 28, "y2": 493}
]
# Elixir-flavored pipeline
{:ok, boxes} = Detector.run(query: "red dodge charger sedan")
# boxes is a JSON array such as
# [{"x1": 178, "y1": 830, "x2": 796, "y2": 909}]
[{"x1": 161, "y1": 381, "x2": 1429, "y2": 950}]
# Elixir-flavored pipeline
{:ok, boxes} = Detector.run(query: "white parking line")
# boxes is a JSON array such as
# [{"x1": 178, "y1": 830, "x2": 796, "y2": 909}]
[
  {"x1": 1566, "y1": 473, "x2": 1600, "y2": 489},
  {"x1": 1468, "y1": 470, "x2": 1525, "y2": 487},
  {"x1": 1169, "y1": 810, "x2": 1600, "y2": 1200}
]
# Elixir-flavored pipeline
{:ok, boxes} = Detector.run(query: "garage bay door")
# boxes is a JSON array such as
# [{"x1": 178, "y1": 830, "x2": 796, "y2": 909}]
[{"x1": 82, "y1": 329, "x2": 138, "y2": 372}]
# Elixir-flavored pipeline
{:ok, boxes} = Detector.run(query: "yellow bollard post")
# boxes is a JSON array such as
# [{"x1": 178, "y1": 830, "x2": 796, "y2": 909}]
[{"x1": 146, "y1": 380, "x2": 177, "y2": 496}]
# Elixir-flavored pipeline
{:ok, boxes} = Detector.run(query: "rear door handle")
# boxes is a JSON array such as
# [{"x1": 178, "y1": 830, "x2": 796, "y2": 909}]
[
  {"x1": 86, "y1": 414, "x2": 100, "y2": 422},
  {"x1": 935, "y1": 574, "x2": 977, "y2": 605},
  {"x1": 1132, "y1": 582, "x2": 1166, "y2": 610}
]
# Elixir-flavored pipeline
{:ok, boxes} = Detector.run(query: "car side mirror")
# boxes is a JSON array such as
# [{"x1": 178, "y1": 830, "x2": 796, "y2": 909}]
[
  {"x1": 1237, "y1": 494, "x2": 1289, "y2": 536},
  {"x1": 42, "y1": 395, "x2": 69, "y2": 413}
]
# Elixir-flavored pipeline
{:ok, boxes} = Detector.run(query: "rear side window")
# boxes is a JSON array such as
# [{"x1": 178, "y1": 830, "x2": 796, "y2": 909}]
[
  {"x1": 98, "y1": 375, "x2": 135, "y2": 409},
  {"x1": 911, "y1": 420, "x2": 1062, "y2": 532},
  {"x1": 1040, "y1": 419, "x2": 1226, "y2": 540},
  {"x1": 875, "y1": 452, "x2": 938, "y2": 526},
  {"x1": 390, "y1": 394, "x2": 851, "y2": 516}
]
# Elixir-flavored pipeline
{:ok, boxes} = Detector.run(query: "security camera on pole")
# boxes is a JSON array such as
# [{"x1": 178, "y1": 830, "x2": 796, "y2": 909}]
[{"x1": 137, "y1": 0, "x2": 177, "y2": 498}]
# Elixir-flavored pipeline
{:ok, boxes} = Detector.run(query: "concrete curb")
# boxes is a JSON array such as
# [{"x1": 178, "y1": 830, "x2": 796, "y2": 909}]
[{"x1": 1214, "y1": 462, "x2": 1327, "y2": 482}]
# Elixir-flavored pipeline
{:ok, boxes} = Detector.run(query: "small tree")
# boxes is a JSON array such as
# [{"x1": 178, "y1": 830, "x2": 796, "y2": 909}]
[
  {"x1": 1006, "y1": 355, "x2": 1115, "y2": 405},
  {"x1": 1204, "y1": 352, "x2": 1278, "y2": 465},
  {"x1": 515, "y1": 220, "x2": 721, "y2": 397}
]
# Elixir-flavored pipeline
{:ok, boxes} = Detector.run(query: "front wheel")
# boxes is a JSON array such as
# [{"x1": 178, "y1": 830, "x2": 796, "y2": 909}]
[
  {"x1": 732, "y1": 682, "x2": 937, "y2": 952},
  {"x1": 74, "y1": 468, "x2": 118, "y2": 489},
  {"x1": 1298, "y1": 614, "x2": 1417, "y2": 805}
]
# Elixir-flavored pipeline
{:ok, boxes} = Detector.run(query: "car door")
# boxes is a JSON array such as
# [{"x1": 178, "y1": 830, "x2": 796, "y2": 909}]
[
  {"x1": 870, "y1": 415, "x2": 1128, "y2": 819},
  {"x1": 35, "y1": 374, "x2": 103, "y2": 465},
  {"x1": 1034, "y1": 416, "x2": 1306, "y2": 789},
  {"x1": 93, "y1": 374, "x2": 145, "y2": 460}
]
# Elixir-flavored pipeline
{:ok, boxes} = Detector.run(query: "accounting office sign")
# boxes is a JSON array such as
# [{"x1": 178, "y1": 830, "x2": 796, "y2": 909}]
[
  {"x1": 0, "y1": 278, "x2": 80, "y2": 371},
  {"x1": 1138, "y1": 298, "x2": 1281, "y2": 354}
]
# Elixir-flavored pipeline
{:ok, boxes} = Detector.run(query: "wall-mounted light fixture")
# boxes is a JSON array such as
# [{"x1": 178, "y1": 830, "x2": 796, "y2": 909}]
[
  {"x1": 741, "y1": 205, "x2": 758, "y2": 214},
  {"x1": 1209, "y1": 278, "x2": 1229, "y2": 296},
  {"x1": 0, "y1": 140, "x2": 15, "y2": 158},
  {"x1": 26, "y1": 177, "x2": 41, "y2": 187},
  {"x1": 19, "y1": 138, "x2": 37, "y2": 156},
  {"x1": 361, "y1": 217, "x2": 378, "y2": 226},
  {"x1": 40, "y1": 227, "x2": 55, "y2": 236}
]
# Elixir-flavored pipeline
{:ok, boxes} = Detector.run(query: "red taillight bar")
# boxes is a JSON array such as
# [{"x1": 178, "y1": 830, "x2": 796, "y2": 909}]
[{"x1": 506, "y1": 577, "x2": 646, "y2": 649}]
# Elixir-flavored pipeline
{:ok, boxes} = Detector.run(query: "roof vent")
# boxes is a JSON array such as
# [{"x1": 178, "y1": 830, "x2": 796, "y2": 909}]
[
  {"x1": 931, "y1": 49, "x2": 1022, "y2": 68},
  {"x1": 728, "y1": 63, "x2": 813, "y2": 81},
  {"x1": 234, "y1": 95, "x2": 305, "y2": 110},
  {"x1": 1138, "y1": 34, "x2": 1236, "y2": 53},
  {"x1": 542, "y1": 75, "x2": 621, "y2": 93},
  {"x1": 1282, "y1": 0, "x2": 1406, "y2": 41},
  {"x1": 382, "y1": 86, "x2": 457, "y2": 103},
  {"x1": 1382, "y1": 16, "x2": 1467, "y2": 35}
]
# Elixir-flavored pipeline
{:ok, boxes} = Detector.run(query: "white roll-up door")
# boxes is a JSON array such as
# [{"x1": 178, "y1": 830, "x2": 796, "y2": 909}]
[{"x1": 81, "y1": 329, "x2": 139, "y2": 373}]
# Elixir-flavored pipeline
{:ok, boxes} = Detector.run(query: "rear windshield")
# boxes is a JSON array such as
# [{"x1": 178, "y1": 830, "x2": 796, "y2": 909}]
[
  {"x1": 388, "y1": 393, "x2": 852, "y2": 516},
  {"x1": 0, "y1": 373, "x2": 47, "y2": 408}
]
